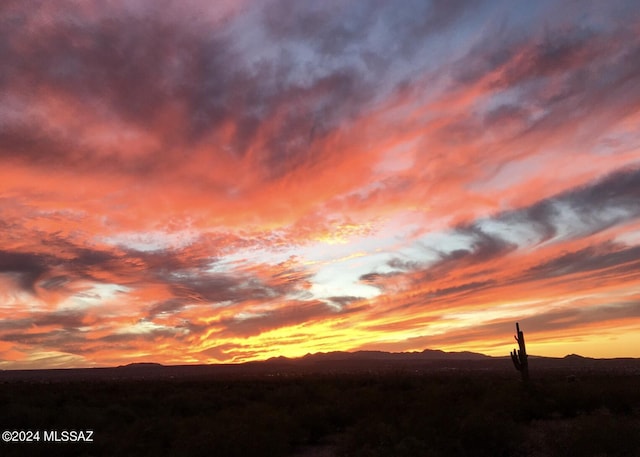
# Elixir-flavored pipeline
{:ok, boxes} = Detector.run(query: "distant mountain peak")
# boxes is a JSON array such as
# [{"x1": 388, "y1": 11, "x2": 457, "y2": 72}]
[
  {"x1": 117, "y1": 362, "x2": 165, "y2": 368},
  {"x1": 275, "y1": 348, "x2": 490, "y2": 363},
  {"x1": 563, "y1": 353, "x2": 588, "y2": 360}
]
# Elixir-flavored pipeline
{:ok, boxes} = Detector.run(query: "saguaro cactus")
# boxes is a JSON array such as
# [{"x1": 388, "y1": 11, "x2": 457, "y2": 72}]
[{"x1": 510, "y1": 322, "x2": 529, "y2": 383}]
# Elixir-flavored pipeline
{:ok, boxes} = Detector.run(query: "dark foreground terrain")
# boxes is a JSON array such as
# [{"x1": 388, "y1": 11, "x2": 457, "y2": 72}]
[{"x1": 1, "y1": 359, "x2": 639, "y2": 456}]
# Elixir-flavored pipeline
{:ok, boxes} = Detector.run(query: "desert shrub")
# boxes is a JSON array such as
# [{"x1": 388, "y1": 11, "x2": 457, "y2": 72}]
[
  {"x1": 524, "y1": 413, "x2": 640, "y2": 457},
  {"x1": 567, "y1": 413, "x2": 640, "y2": 457}
]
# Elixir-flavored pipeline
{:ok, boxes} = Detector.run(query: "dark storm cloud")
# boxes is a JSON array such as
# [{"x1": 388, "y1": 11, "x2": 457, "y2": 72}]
[
  {"x1": 0, "y1": 240, "x2": 127, "y2": 296},
  {"x1": 126, "y1": 247, "x2": 211, "y2": 276},
  {"x1": 424, "y1": 280, "x2": 497, "y2": 300},
  {"x1": 39, "y1": 275, "x2": 71, "y2": 291},
  {"x1": 0, "y1": 310, "x2": 87, "y2": 333},
  {"x1": 218, "y1": 299, "x2": 354, "y2": 337},
  {"x1": 33, "y1": 310, "x2": 87, "y2": 328},
  {"x1": 258, "y1": 69, "x2": 374, "y2": 179},
  {"x1": 520, "y1": 301, "x2": 640, "y2": 335},
  {"x1": 6, "y1": 318, "x2": 205, "y2": 355},
  {"x1": 448, "y1": 165, "x2": 640, "y2": 256},
  {"x1": 0, "y1": 250, "x2": 50, "y2": 292},
  {"x1": 99, "y1": 327, "x2": 181, "y2": 344},
  {"x1": 498, "y1": 200, "x2": 559, "y2": 243},
  {"x1": 493, "y1": 27, "x2": 599, "y2": 89},
  {"x1": 566, "y1": 166, "x2": 640, "y2": 217},
  {"x1": 264, "y1": 0, "x2": 476, "y2": 59},
  {"x1": 167, "y1": 273, "x2": 273, "y2": 304},
  {"x1": 165, "y1": 266, "x2": 313, "y2": 307},
  {"x1": 0, "y1": 310, "x2": 90, "y2": 349},
  {"x1": 0, "y1": 0, "x2": 393, "y2": 180},
  {"x1": 482, "y1": 104, "x2": 532, "y2": 130},
  {"x1": 266, "y1": 261, "x2": 314, "y2": 292},
  {"x1": 147, "y1": 299, "x2": 189, "y2": 318},
  {"x1": 2, "y1": 0, "x2": 637, "y2": 177},
  {"x1": 494, "y1": 165, "x2": 640, "y2": 244},
  {"x1": 154, "y1": 255, "x2": 315, "y2": 307},
  {"x1": 0, "y1": 0, "x2": 499, "y2": 183},
  {"x1": 361, "y1": 166, "x2": 640, "y2": 303},
  {"x1": 263, "y1": 0, "x2": 376, "y2": 55},
  {"x1": 0, "y1": 227, "x2": 318, "y2": 336},
  {"x1": 0, "y1": 123, "x2": 75, "y2": 167},
  {"x1": 327, "y1": 295, "x2": 363, "y2": 307},
  {"x1": 386, "y1": 225, "x2": 517, "y2": 282},
  {"x1": 0, "y1": 240, "x2": 167, "y2": 298},
  {"x1": 0, "y1": 3, "x2": 232, "y2": 170},
  {"x1": 449, "y1": 8, "x2": 640, "y2": 148},
  {"x1": 68, "y1": 247, "x2": 123, "y2": 272},
  {"x1": 452, "y1": 10, "x2": 623, "y2": 89},
  {"x1": 7, "y1": 7, "x2": 213, "y2": 120},
  {"x1": 526, "y1": 244, "x2": 640, "y2": 281},
  {"x1": 7, "y1": 161, "x2": 624, "y2": 324},
  {"x1": 471, "y1": 165, "x2": 640, "y2": 251},
  {"x1": 448, "y1": 225, "x2": 516, "y2": 263},
  {"x1": 0, "y1": 329, "x2": 81, "y2": 346},
  {"x1": 358, "y1": 272, "x2": 395, "y2": 289}
]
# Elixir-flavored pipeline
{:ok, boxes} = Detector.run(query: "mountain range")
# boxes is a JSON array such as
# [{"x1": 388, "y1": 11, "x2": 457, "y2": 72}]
[{"x1": 2, "y1": 349, "x2": 639, "y2": 382}]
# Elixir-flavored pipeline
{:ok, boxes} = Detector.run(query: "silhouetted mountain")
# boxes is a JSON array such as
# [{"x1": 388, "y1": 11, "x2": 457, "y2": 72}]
[
  {"x1": 116, "y1": 362, "x2": 165, "y2": 369},
  {"x1": 563, "y1": 353, "x2": 590, "y2": 360},
  {"x1": 256, "y1": 348, "x2": 508, "y2": 374},
  {"x1": 279, "y1": 348, "x2": 491, "y2": 363},
  {"x1": 2, "y1": 349, "x2": 639, "y2": 382}
]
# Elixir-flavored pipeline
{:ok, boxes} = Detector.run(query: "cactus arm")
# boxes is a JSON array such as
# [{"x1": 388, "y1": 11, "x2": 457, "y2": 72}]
[{"x1": 511, "y1": 349, "x2": 522, "y2": 370}]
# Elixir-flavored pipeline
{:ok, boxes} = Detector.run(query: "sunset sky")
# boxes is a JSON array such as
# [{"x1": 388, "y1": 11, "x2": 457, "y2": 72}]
[{"x1": 1, "y1": 0, "x2": 640, "y2": 369}]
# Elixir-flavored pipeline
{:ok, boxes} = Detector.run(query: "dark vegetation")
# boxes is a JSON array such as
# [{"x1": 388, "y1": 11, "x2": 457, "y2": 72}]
[{"x1": 1, "y1": 367, "x2": 639, "y2": 457}]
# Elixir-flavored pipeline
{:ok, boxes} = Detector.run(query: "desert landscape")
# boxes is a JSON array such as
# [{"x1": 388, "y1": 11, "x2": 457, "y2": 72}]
[{"x1": 2, "y1": 350, "x2": 639, "y2": 456}]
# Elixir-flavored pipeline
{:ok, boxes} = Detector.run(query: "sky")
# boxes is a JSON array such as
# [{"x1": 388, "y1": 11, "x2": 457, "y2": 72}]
[{"x1": 1, "y1": 0, "x2": 640, "y2": 369}]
